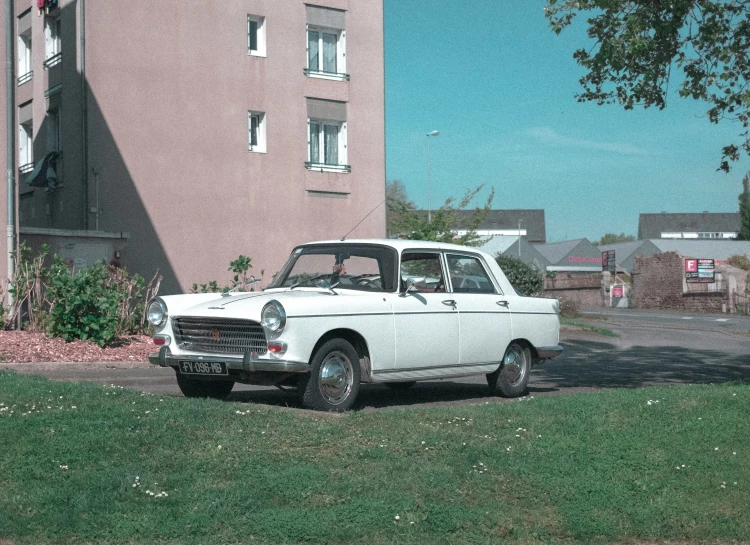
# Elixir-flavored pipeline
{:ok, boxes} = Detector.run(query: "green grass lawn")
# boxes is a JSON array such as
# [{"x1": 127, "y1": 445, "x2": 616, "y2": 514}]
[{"x1": 1, "y1": 371, "x2": 748, "y2": 545}]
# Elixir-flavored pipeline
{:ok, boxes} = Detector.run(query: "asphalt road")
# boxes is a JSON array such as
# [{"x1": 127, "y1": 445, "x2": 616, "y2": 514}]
[{"x1": 2, "y1": 309, "x2": 748, "y2": 412}]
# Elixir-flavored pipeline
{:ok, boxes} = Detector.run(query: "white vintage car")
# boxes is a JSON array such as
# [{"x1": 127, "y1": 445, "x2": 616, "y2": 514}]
[{"x1": 148, "y1": 239, "x2": 562, "y2": 411}]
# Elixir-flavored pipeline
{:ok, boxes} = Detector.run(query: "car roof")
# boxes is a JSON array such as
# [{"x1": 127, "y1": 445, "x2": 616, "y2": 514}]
[{"x1": 301, "y1": 238, "x2": 490, "y2": 256}]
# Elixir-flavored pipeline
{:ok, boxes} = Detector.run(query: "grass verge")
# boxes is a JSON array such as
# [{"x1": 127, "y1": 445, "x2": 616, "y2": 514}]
[
  {"x1": 561, "y1": 317, "x2": 619, "y2": 337},
  {"x1": 1, "y1": 372, "x2": 748, "y2": 544}
]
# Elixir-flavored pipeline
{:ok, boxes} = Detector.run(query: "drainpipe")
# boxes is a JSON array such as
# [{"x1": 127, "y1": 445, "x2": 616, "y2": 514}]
[
  {"x1": 5, "y1": 0, "x2": 16, "y2": 307},
  {"x1": 80, "y1": 0, "x2": 88, "y2": 230}
]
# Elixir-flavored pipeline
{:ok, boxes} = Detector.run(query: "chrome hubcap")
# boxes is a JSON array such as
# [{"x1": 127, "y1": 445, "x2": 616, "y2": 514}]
[
  {"x1": 319, "y1": 351, "x2": 353, "y2": 405},
  {"x1": 501, "y1": 346, "x2": 526, "y2": 387}
]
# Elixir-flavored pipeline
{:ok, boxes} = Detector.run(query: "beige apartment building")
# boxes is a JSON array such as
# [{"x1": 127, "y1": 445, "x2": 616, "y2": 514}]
[{"x1": 1, "y1": 0, "x2": 386, "y2": 294}]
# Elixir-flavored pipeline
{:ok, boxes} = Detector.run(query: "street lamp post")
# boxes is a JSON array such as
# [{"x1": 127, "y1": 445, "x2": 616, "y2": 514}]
[
  {"x1": 426, "y1": 130, "x2": 439, "y2": 222},
  {"x1": 518, "y1": 219, "x2": 523, "y2": 257}
]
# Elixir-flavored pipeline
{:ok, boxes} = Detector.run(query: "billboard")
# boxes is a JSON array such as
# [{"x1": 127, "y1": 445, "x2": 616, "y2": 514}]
[
  {"x1": 685, "y1": 258, "x2": 715, "y2": 283},
  {"x1": 601, "y1": 250, "x2": 615, "y2": 273}
]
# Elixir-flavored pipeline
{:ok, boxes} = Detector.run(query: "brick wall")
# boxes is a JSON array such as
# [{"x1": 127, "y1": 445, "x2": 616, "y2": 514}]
[
  {"x1": 543, "y1": 273, "x2": 602, "y2": 308},
  {"x1": 632, "y1": 251, "x2": 726, "y2": 312}
]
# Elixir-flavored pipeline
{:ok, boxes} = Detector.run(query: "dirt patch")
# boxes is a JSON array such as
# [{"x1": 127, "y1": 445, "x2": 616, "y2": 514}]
[{"x1": 0, "y1": 330, "x2": 153, "y2": 364}]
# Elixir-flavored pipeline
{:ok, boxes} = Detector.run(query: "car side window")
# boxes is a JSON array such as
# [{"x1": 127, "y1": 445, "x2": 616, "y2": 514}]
[
  {"x1": 446, "y1": 254, "x2": 496, "y2": 294},
  {"x1": 400, "y1": 252, "x2": 445, "y2": 293}
]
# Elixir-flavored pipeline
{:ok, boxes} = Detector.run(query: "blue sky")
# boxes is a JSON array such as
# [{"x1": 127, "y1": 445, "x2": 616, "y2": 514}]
[{"x1": 383, "y1": 1, "x2": 749, "y2": 242}]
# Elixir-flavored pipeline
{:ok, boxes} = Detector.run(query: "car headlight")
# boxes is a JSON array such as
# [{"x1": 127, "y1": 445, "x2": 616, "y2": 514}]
[
  {"x1": 261, "y1": 300, "x2": 286, "y2": 332},
  {"x1": 147, "y1": 298, "x2": 168, "y2": 328}
]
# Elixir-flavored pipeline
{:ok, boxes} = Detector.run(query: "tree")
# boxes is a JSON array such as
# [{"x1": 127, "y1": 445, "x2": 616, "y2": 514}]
[
  {"x1": 545, "y1": 1, "x2": 750, "y2": 172},
  {"x1": 385, "y1": 180, "x2": 414, "y2": 237},
  {"x1": 740, "y1": 171, "x2": 750, "y2": 240},
  {"x1": 387, "y1": 185, "x2": 495, "y2": 247},
  {"x1": 596, "y1": 232, "x2": 636, "y2": 246},
  {"x1": 495, "y1": 255, "x2": 544, "y2": 296}
]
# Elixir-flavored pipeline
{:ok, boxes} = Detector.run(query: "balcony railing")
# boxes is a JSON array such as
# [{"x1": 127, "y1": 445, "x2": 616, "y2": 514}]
[
  {"x1": 19, "y1": 162, "x2": 34, "y2": 174},
  {"x1": 17, "y1": 71, "x2": 32, "y2": 85},
  {"x1": 303, "y1": 68, "x2": 350, "y2": 81},
  {"x1": 305, "y1": 161, "x2": 351, "y2": 173},
  {"x1": 43, "y1": 53, "x2": 62, "y2": 69}
]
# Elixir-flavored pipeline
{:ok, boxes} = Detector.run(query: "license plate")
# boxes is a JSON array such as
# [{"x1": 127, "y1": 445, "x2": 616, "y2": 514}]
[{"x1": 178, "y1": 360, "x2": 228, "y2": 376}]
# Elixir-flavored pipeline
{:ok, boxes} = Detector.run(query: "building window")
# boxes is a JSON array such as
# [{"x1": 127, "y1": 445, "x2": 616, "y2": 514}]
[
  {"x1": 247, "y1": 15, "x2": 266, "y2": 57},
  {"x1": 307, "y1": 119, "x2": 349, "y2": 172},
  {"x1": 19, "y1": 120, "x2": 33, "y2": 173},
  {"x1": 44, "y1": 16, "x2": 62, "y2": 68},
  {"x1": 47, "y1": 109, "x2": 61, "y2": 152},
  {"x1": 306, "y1": 26, "x2": 346, "y2": 79},
  {"x1": 248, "y1": 111, "x2": 266, "y2": 153},
  {"x1": 17, "y1": 18, "x2": 32, "y2": 85}
]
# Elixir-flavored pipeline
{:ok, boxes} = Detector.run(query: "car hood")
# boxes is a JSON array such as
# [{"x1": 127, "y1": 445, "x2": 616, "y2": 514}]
[{"x1": 166, "y1": 288, "x2": 389, "y2": 321}]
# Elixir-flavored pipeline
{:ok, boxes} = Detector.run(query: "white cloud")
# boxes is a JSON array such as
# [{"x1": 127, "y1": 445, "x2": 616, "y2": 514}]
[{"x1": 524, "y1": 126, "x2": 651, "y2": 155}]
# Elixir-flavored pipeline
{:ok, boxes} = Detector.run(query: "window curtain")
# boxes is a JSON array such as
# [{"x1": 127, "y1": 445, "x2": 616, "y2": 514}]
[
  {"x1": 310, "y1": 123, "x2": 321, "y2": 163},
  {"x1": 322, "y1": 33, "x2": 337, "y2": 73},
  {"x1": 324, "y1": 125, "x2": 339, "y2": 165},
  {"x1": 308, "y1": 30, "x2": 319, "y2": 70}
]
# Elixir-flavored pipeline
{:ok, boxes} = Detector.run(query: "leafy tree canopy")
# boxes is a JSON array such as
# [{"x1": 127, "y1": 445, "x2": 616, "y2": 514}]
[
  {"x1": 545, "y1": 0, "x2": 750, "y2": 172},
  {"x1": 495, "y1": 255, "x2": 544, "y2": 296},
  {"x1": 387, "y1": 185, "x2": 495, "y2": 247},
  {"x1": 596, "y1": 232, "x2": 636, "y2": 245}
]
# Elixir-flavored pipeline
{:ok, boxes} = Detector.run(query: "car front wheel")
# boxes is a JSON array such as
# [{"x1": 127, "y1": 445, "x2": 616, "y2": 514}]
[
  {"x1": 300, "y1": 338, "x2": 361, "y2": 411},
  {"x1": 487, "y1": 342, "x2": 530, "y2": 398},
  {"x1": 175, "y1": 370, "x2": 235, "y2": 400}
]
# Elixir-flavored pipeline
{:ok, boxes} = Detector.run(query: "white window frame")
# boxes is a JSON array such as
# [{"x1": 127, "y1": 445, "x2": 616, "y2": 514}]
[
  {"x1": 307, "y1": 118, "x2": 349, "y2": 172},
  {"x1": 306, "y1": 25, "x2": 346, "y2": 80},
  {"x1": 248, "y1": 111, "x2": 266, "y2": 153},
  {"x1": 44, "y1": 16, "x2": 62, "y2": 67},
  {"x1": 19, "y1": 120, "x2": 33, "y2": 172},
  {"x1": 247, "y1": 15, "x2": 266, "y2": 57},
  {"x1": 17, "y1": 31, "x2": 32, "y2": 84}
]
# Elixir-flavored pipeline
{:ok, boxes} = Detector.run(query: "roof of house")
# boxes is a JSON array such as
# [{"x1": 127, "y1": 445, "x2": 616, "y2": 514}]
[
  {"x1": 649, "y1": 239, "x2": 750, "y2": 260},
  {"x1": 533, "y1": 238, "x2": 598, "y2": 265},
  {"x1": 638, "y1": 212, "x2": 740, "y2": 239},
  {"x1": 453, "y1": 209, "x2": 546, "y2": 243},
  {"x1": 598, "y1": 240, "x2": 661, "y2": 261}
]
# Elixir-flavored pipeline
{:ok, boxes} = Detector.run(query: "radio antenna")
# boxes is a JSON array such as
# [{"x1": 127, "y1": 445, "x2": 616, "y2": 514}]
[{"x1": 341, "y1": 199, "x2": 386, "y2": 241}]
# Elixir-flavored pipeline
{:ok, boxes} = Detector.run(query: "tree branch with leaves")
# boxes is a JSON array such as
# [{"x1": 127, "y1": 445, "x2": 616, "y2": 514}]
[{"x1": 546, "y1": 0, "x2": 750, "y2": 172}]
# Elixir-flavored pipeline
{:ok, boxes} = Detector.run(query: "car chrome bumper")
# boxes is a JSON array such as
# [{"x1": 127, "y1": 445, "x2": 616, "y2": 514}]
[
  {"x1": 148, "y1": 346, "x2": 310, "y2": 373},
  {"x1": 536, "y1": 345, "x2": 563, "y2": 359}
]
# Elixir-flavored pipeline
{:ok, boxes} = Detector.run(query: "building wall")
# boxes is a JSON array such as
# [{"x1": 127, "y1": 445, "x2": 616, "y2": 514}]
[
  {"x1": 3, "y1": 0, "x2": 386, "y2": 294},
  {"x1": 543, "y1": 273, "x2": 602, "y2": 308},
  {"x1": 632, "y1": 252, "x2": 727, "y2": 313}
]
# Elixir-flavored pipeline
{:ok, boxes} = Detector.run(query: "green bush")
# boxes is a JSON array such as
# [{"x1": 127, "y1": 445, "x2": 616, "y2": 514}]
[
  {"x1": 495, "y1": 255, "x2": 544, "y2": 296},
  {"x1": 191, "y1": 254, "x2": 262, "y2": 293},
  {"x1": 46, "y1": 257, "x2": 122, "y2": 347}
]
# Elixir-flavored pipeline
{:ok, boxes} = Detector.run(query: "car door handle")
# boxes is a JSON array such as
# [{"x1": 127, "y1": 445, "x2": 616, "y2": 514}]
[
  {"x1": 442, "y1": 300, "x2": 457, "y2": 307},
  {"x1": 496, "y1": 300, "x2": 509, "y2": 307}
]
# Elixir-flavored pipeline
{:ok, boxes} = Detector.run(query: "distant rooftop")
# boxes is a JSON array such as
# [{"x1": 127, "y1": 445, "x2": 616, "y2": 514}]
[
  {"x1": 452, "y1": 209, "x2": 546, "y2": 243},
  {"x1": 638, "y1": 212, "x2": 740, "y2": 239}
]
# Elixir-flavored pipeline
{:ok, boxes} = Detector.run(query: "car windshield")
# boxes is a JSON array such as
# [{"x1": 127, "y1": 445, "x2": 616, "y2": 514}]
[{"x1": 270, "y1": 244, "x2": 398, "y2": 292}]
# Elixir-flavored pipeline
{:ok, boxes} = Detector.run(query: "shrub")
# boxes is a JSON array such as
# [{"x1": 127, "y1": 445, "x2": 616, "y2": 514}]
[
  {"x1": 495, "y1": 255, "x2": 544, "y2": 296},
  {"x1": 727, "y1": 254, "x2": 750, "y2": 271},
  {"x1": 191, "y1": 255, "x2": 262, "y2": 293}
]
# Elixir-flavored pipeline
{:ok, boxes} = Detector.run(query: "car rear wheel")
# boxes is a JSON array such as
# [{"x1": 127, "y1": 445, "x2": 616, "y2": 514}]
[
  {"x1": 175, "y1": 370, "x2": 235, "y2": 400},
  {"x1": 300, "y1": 338, "x2": 361, "y2": 412},
  {"x1": 487, "y1": 342, "x2": 530, "y2": 398}
]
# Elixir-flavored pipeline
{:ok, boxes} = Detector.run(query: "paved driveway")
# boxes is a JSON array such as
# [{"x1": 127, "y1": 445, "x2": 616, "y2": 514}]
[{"x1": 2, "y1": 310, "x2": 748, "y2": 411}]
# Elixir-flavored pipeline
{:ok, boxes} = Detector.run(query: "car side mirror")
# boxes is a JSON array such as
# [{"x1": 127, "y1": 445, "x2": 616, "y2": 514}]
[{"x1": 399, "y1": 277, "x2": 424, "y2": 297}]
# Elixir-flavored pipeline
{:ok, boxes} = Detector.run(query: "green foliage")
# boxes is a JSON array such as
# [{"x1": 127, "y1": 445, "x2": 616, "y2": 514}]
[
  {"x1": 2, "y1": 373, "x2": 749, "y2": 544},
  {"x1": 3, "y1": 243, "x2": 160, "y2": 345},
  {"x1": 596, "y1": 232, "x2": 636, "y2": 246},
  {"x1": 739, "y1": 172, "x2": 750, "y2": 240},
  {"x1": 387, "y1": 185, "x2": 494, "y2": 246},
  {"x1": 546, "y1": 0, "x2": 750, "y2": 172},
  {"x1": 46, "y1": 257, "x2": 121, "y2": 347},
  {"x1": 191, "y1": 255, "x2": 262, "y2": 293},
  {"x1": 495, "y1": 255, "x2": 544, "y2": 296},
  {"x1": 727, "y1": 254, "x2": 750, "y2": 271}
]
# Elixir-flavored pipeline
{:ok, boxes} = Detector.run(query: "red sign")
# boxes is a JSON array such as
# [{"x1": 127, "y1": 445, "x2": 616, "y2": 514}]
[
  {"x1": 612, "y1": 286, "x2": 624, "y2": 297},
  {"x1": 685, "y1": 259, "x2": 697, "y2": 273}
]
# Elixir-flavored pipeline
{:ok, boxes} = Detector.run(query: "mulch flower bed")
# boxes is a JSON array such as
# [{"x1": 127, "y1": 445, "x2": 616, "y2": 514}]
[{"x1": 0, "y1": 330, "x2": 154, "y2": 363}]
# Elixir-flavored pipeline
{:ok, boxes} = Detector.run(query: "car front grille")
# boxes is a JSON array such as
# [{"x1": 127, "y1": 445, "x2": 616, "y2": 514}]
[{"x1": 173, "y1": 318, "x2": 268, "y2": 355}]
